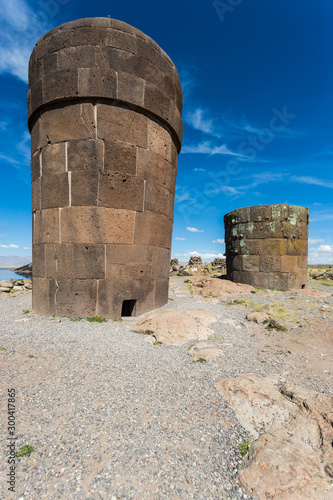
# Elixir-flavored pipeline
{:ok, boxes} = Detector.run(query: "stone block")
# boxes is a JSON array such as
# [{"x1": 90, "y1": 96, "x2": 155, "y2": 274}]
[
  {"x1": 71, "y1": 27, "x2": 108, "y2": 47},
  {"x1": 33, "y1": 209, "x2": 60, "y2": 244},
  {"x1": 71, "y1": 171, "x2": 99, "y2": 206},
  {"x1": 29, "y1": 57, "x2": 43, "y2": 86},
  {"x1": 106, "y1": 263, "x2": 151, "y2": 282},
  {"x1": 43, "y1": 52, "x2": 57, "y2": 74},
  {"x1": 95, "y1": 46, "x2": 134, "y2": 72},
  {"x1": 144, "y1": 82, "x2": 171, "y2": 121},
  {"x1": 240, "y1": 239, "x2": 263, "y2": 255},
  {"x1": 33, "y1": 243, "x2": 45, "y2": 277},
  {"x1": 271, "y1": 204, "x2": 289, "y2": 221},
  {"x1": 67, "y1": 139, "x2": 103, "y2": 172},
  {"x1": 78, "y1": 68, "x2": 117, "y2": 99},
  {"x1": 41, "y1": 142, "x2": 66, "y2": 174},
  {"x1": 104, "y1": 140, "x2": 137, "y2": 175},
  {"x1": 151, "y1": 247, "x2": 171, "y2": 279},
  {"x1": 106, "y1": 244, "x2": 153, "y2": 265},
  {"x1": 287, "y1": 239, "x2": 308, "y2": 256},
  {"x1": 264, "y1": 238, "x2": 288, "y2": 255},
  {"x1": 43, "y1": 69, "x2": 79, "y2": 103},
  {"x1": 98, "y1": 172, "x2": 144, "y2": 211},
  {"x1": 30, "y1": 79, "x2": 43, "y2": 114},
  {"x1": 32, "y1": 277, "x2": 56, "y2": 316},
  {"x1": 55, "y1": 278, "x2": 98, "y2": 317},
  {"x1": 117, "y1": 71, "x2": 145, "y2": 108},
  {"x1": 73, "y1": 244, "x2": 106, "y2": 279},
  {"x1": 30, "y1": 118, "x2": 40, "y2": 154},
  {"x1": 133, "y1": 211, "x2": 173, "y2": 248},
  {"x1": 144, "y1": 181, "x2": 171, "y2": 217},
  {"x1": 298, "y1": 255, "x2": 308, "y2": 268},
  {"x1": 251, "y1": 221, "x2": 283, "y2": 239},
  {"x1": 45, "y1": 30, "x2": 73, "y2": 55},
  {"x1": 238, "y1": 206, "x2": 251, "y2": 223},
  {"x1": 45, "y1": 243, "x2": 74, "y2": 278},
  {"x1": 242, "y1": 255, "x2": 260, "y2": 272},
  {"x1": 232, "y1": 255, "x2": 243, "y2": 271},
  {"x1": 288, "y1": 271, "x2": 307, "y2": 289},
  {"x1": 297, "y1": 222, "x2": 309, "y2": 240},
  {"x1": 61, "y1": 206, "x2": 135, "y2": 244},
  {"x1": 39, "y1": 103, "x2": 95, "y2": 147},
  {"x1": 250, "y1": 205, "x2": 272, "y2": 222},
  {"x1": 266, "y1": 272, "x2": 289, "y2": 291},
  {"x1": 288, "y1": 205, "x2": 309, "y2": 224},
  {"x1": 97, "y1": 104, "x2": 147, "y2": 148},
  {"x1": 57, "y1": 45, "x2": 95, "y2": 71},
  {"x1": 31, "y1": 178, "x2": 41, "y2": 212},
  {"x1": 136, "y1": 148, "x2": 175, "y2": 189},
  {"x1": 281, "y1": 255, "x2": 299, "y2": 273},
  {"x1": 106, "y1": 29, "x2": 136, "y2": 53},
  {"x1": 154, "y1": 278, "x2": 169, "y2": 310},
  {"x1": 41, "y1": 173, "x2": 69, "y2": 209},
  {"x1": 259, "y1": 255, "x2": 281, "y2": 273},
  {"x1": 31, "y1": 151, "x2": 41, "y2": 182},
  {"x1": 147, "y1": 119, "x2": 172, "y2": 162}
]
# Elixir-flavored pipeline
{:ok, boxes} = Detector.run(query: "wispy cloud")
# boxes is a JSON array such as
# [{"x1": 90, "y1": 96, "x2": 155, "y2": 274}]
[
  {"x1": 213, "y1": 239, "x2": 225, "y2": 244},
  {"x1": 187, "y1": 227, "x2": 204, "y2": 233},
  {"x1": 0, "y1": 244, "x2": 8, "y2": 248},
  {"x1": 309, "y1": 238, "x2": 325, "y2": 244},
  {"x1": 9, "y1": 244, "x2": 19, "y2": 248},
  {"x1": 291, "y1": 176, "x2": 333, "y2": 189},
  {"x1": 24, "y1": 246, "x2": 32, "y2": 250},
  {"x1": 309, "y1": 244, "x2": 333, "y2": 264},
  {"x1": 194, "y1": 168, "x2": 206, "y2": 172},
  {"x1": 0, "y1": 0, "x2": 51, "y2": 82},
  {"x1": 185, "y1": 108, "x2": 217, "y2": 135},
  {"x1": 175, "y1": 187, "x2": 195, "y2": 204},
  {"x1": 175, "y1": 237, "x2": 186, "y2": 241},
  {"x1": 182, "y1": 141, "x2": 241, "y2": 156}
]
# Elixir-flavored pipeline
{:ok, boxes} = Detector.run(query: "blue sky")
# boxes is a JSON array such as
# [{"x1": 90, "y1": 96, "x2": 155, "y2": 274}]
[{"x1": 0, "y1": 0, "x2": 333, "y2": 264}]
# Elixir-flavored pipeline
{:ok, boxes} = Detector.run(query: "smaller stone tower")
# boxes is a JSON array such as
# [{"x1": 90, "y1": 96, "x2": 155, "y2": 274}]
[{"x1": 224, "y1": 204, "x2": 308, "y2": 290}]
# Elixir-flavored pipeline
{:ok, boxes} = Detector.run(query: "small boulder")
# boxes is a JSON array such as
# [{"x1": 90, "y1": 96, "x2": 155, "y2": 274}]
[
  {"x1": 189, "y1": 348, "x2": 223, "y2": 362},
  {"x1": 132, "y1": 309, "x2": 217, "y2": 345},
  {"x1": 246, "y1": 311, "x2": 269, "y2": 323}
]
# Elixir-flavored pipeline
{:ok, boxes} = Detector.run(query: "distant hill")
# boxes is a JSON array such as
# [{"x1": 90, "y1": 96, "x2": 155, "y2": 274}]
[
  {"x1": 0, "y1": 255, "x2": 32, "y2": 269},
  {"x1": 15, "y1": 262, "x2": 32, "y2": 275}
]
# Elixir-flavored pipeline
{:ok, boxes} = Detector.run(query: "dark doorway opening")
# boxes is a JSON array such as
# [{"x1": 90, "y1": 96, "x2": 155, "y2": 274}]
[
  {"x1": 301, "y1": 284, "x2": 306, "y2": 289},
  {"x1": 121, "y1": 300, "x2": 137, "y2": 317}
]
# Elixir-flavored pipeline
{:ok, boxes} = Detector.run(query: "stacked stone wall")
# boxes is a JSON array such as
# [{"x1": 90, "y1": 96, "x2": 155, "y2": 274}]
[
  {"x1": 224, "y1": 204, "x2": 308, "y2": 290},
  {"x1": 28, "y1": 18, "x2": 182, "y2": 317}
]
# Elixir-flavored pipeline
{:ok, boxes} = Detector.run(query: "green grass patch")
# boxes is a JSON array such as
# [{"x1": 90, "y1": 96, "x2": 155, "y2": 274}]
[
  {"x1": 208, "y1": 334, "x2": 224, "y2": 341},
  {"x1": 194, "y1": 358, "x2": 207, "y2": 363},
  {"x1": 86, "y1": 317, "x2": 107, "y2": 323},
  {"x1": 187, "y1": 344, "x2": 195, "y2": 350},
  {"x1": 238, "y1": 441, "x2": 251, "y2": 457},
  {"x1": 153, "y1": 341, "x2": 163, "y2": 346},
  {"x1": 70, "y1": 317, "x2": 83, "y2": 322},
  {"x1": 113, "y1": 318, "x2": 123, "y2": 322},
  {"x1": 23, "y1": 310, "x2": 30, "y2": 315},
  {"x1": 15, "y1": 445, "x2": 35, "y2": 458},
  {"x1": 0, "y1": 347, "x2": 6, "y2": 352}
]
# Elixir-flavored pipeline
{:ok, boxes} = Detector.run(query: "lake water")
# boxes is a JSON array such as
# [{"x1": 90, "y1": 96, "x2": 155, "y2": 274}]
[{"x1": 0, "y1": 270, "x2": 32, "y2": 281}]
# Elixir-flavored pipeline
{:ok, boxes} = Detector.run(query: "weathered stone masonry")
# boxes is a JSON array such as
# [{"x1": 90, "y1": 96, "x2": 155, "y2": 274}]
[
  {"x1": 224, "y1": 205, "x2": 308, "y2": 290},
  {"x1": 28, "y1": 18, "x2": 183, "y2": 317}
]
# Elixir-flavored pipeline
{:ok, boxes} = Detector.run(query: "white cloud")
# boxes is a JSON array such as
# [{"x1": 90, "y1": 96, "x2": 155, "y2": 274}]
[
  {"x1": 187, "y1": 227, "x2": 204, "y2": 233},
  {"x1": 175, "y1": 237, "x2": 186, "y2": 241},
  {"x1": 194, "y1": 168, "x2": 206, "y2": 172},
  {"x1": 316, "y1": 245, "x2": 333, "y2": 253},
  {"x1": 291, "y1": 176, "x2": 333, "y2": 189},
  {"x1": 309, "y1": 238, "x2": 325, "y2": 244},
  {"x1": 185, "y1": 108, "x2": 215, "y2": 135},
  {"x1": 0, "y1": 244, "x2": 8, "y2": 248},
  {"x1": 175, "y1": 187, "x2": 194, "y2": 204},
  {"x1": 0, "y1": 0, "x2": 51, "y2": 82},
  {"x1": 9, "y1": 244, "x2": 19, "y2": 248},
  {"x1": 308, "y1": 245, "x2": 333, "y2": 264},
  {"x1": 213, "y1": 239, "x2": 225, "y2": 244},
  {"x1": 182, "y1": 141, "x2": 241, "y2": 156},
  {"x1": 24, "y1": 246, "x2": 32, "y2": 250}
]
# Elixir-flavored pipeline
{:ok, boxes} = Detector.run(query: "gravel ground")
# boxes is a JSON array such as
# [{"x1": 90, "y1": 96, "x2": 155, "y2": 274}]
[{"x1": 0, "y1": 276, "x2": 332, "y2": 499}]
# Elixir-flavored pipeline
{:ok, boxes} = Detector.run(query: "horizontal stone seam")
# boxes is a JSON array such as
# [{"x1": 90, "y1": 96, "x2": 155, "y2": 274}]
[{"x1": 28, "y1": 97, "x2": 182, "y2": 153}]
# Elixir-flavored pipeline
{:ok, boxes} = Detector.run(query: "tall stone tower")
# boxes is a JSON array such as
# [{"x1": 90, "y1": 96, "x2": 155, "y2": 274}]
[
  {"x1": 224, "y1": 204, "x2": 308, "y2": 290},
  {"x1": 28, "y1": 18, "x2": 183, "y2": 318}
]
